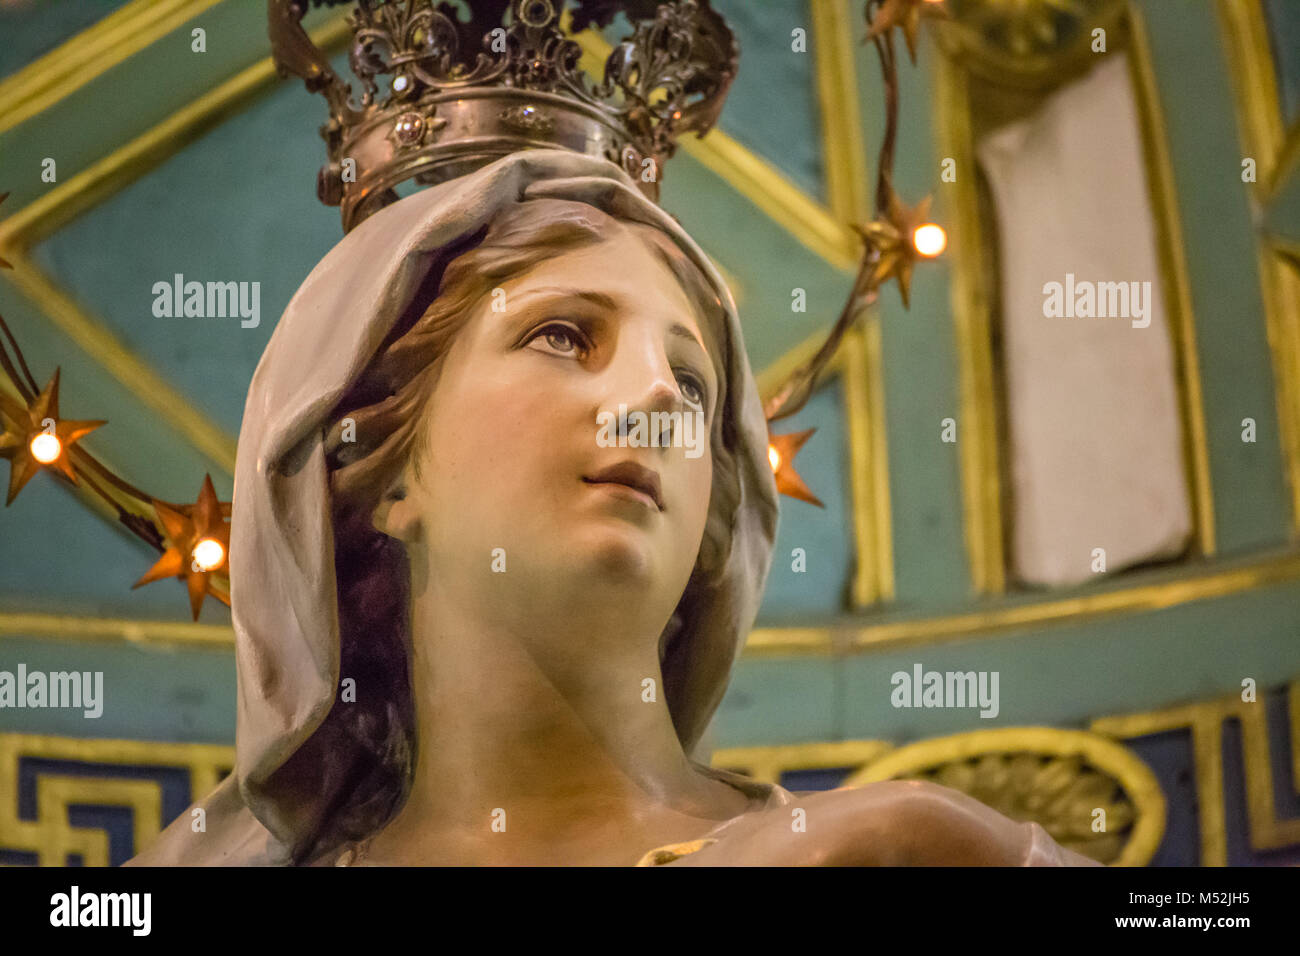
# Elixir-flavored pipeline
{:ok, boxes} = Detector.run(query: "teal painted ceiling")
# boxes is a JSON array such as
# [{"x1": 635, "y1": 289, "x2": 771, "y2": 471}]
[
  {"x1": 708, "y1": 0, "x2": 825, "y2": 200},
  {"x1": 757, "y1": 380, "x2": 853, "y2": 621},
  {"x1": 0, "y1": 0, "x2": 861, "y2": 624},
  {"x1": 1264, "y1": 0, "x2": 1300, "y2": 124},
  {"x1": 30, "y1": 68, "x2": 346, "y2": 439},
  {"x1": 0, "y1": 0, "x2": 134, "y2": 77},
  {"x1": 1, "y1": 0, "x2": 1296, "y2": 636},
  {"x1": 587, "y1": 0, "x2": 826, "y2": 199}
]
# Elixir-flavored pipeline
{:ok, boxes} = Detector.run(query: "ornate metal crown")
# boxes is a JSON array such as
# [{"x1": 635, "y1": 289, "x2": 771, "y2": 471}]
[{"x1": 269, "y1": 0, "x2": 739, "y2": 231}]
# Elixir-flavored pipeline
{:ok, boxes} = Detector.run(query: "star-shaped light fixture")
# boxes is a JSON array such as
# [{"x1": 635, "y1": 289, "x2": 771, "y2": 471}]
[
  {"x1": 767, "y1": 428, "x2": 823, "y2": 507},
  {"x1": 133, "y1": 474, "x2": 231, "y2": 620},
  {"x1": 865, "y1": 0, "x2": 951, "y2": 62},
  {"x1": 852, "y1": 191, "x2": 945, "y2": 309},
  {"x1": 0, "y1": 368, "x2": 105, "y2": 505}
]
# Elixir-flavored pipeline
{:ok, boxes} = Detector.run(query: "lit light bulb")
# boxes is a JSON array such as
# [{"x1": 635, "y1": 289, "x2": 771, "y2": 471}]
[
  {"x1": 768, "y1": 445, "x2": 781, "y2": 472},
  {"x1": 29, "y1": 433, "x2": 62, "y2": 464},
  {"x1": 191, "y1": 538, "x2": 225, "y2": 572},
  {"x1": 912, "y1": 223, "x2": 947, "y2": 258}
]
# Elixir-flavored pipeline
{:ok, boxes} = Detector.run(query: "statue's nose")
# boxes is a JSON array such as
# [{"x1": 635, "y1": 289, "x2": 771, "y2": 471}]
[{"x1": 600, "y1": 338, "x2": 685, "y2": 446}]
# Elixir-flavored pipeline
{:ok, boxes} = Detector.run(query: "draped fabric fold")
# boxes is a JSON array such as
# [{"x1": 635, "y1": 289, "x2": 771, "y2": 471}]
[{"x1": 128, "y1": 148, "x2": 779, "y2": 866}]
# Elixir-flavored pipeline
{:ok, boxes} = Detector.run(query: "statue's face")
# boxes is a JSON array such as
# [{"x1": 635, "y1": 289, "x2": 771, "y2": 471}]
[{"x1": 390, "y1": 228, "x2": 721, "y2": 626}]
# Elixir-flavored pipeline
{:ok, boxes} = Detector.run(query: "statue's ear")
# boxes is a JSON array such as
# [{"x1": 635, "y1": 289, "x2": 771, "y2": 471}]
[{"x1": 372, "y1": 481, "x2": 420, "y2": 543}]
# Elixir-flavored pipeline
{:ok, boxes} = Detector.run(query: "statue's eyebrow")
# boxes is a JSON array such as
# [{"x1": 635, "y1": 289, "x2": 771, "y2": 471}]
[
  {"x1": 516, "y1": 286, "x2": 710, "y2": 358},
  {"x1": 667, "y1": 322, "x2": 707, "y2": 356},
  {"x1": 514, "y1": 286, "x2": 618, "y2": 312}
]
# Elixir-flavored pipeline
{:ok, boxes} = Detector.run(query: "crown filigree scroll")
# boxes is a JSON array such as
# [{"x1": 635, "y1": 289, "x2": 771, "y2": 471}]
[{"x1": 268, "y1": 0, "x2": 739, "y2": 232}]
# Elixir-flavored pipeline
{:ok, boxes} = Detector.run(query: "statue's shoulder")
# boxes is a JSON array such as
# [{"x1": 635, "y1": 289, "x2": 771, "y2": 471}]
[
  {"x1": 123, "y1": 775, "x2": 288, "y2": 867},
  {"x1": 660, "y1": 779, "x2": 1098, "y2": 866}
]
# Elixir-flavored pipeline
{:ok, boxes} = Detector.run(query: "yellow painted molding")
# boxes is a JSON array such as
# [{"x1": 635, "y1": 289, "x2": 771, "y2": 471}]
[
  {"x1": 757, "y1": 320, "x2": 895, "y2": 608},
  {"x1": 930, "y1": 5, "x2": 1219, "y2": 590},
  {"x1": 37, "y1": 778, "x2": 161, "y2": 867},
  {"x1": 7, "y1": 548, "x2": 1300, "y2": 656},
  {"x1": 755, "y1": 324, "x2": 834, "y2": 401},
  {"x1": 7, "y1": 684, "x2": 1300, "y2": 866},
  {"x1": 1126, "y1": 4, "x2": 1217, "y2": 557},
  {"x1": 682, "y1": 130, "x2": 860, "y2": 272},
  {"x1": 933, "y1": 51, "x2": 1006, "y2": 595},
  {"x1": 1215, "y1": 0, "x2": 1300, "y2": 533},
  {"x1": 1273, "y1": 234, "x2": 1300, "y2": 266},
  {"x1": 864, "y1": 319, "x2": 895, "y2": 601},
  {"x1": 1093, "y1": 681, "x2": 1300, "y2": 865},
  {"x1": 0, "y1": 0, "x2": 225, "y2": 136},
  {"x1": 1271, "y1": 119, "x2": 1300, "y2": 201},
  {"x1": 1291, "y1": 682, "x2": 1300, "y2": 793},
  {"x1": 849, "y1": 546, "x2": 1300, "y2": 652},
  {"x1": 0, "y1": 251, "x2": 238, "y2": 473},
  {"x1": 744, "y1": 627, "x2": 836, "y2": 656},
  {"x1": 0, "y1": 613, "x2": 233, "y2": 649},
  {"x1": 0, "y1": 7, "x2": 831, "y2": 486},
  {"x1": 842, "y1": 726, "x2": 1167, "y2": 867},
  {"x1": 0, "y1": 14, "x2": 352, "y2": 249},
  {"x1": 843, "y1": 319, "x2": 894, "y2": 604},
  {"x1": 932, "y1": 0, "x2": 1127, "y2": 92},
  {"x1": 1254, "y1": 247, "x2": 1300, "y2": 531},
  {"x1": 0, "y1": 732, "x2": 233, "y2": 865},
  {"x1": 810, "y1": 0, "x2": 893, "y2": 606},
  {"x1": 811, "y1": 0, "x2": 870, "y2": 224},
  {"x1": 0, "y1": 15, "x2": 355, "y2": 476},
  {"x1": 570, "y1": 18, "x2": 859, "y2": 272},
  {"x1": 712, "y1": 739, "x2": 895, "y2": 784},
  {"x1": 1213, "y1": 0, "x2": 1286, "y2": 193},
  {"x1": 743, "y1": 547, "x2": 1300, "y2": 657}
]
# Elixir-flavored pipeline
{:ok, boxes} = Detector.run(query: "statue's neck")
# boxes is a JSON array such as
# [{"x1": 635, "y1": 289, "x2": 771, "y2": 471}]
[{"x1": 363, "y1": 574, "x2": 742, "y2": 862}]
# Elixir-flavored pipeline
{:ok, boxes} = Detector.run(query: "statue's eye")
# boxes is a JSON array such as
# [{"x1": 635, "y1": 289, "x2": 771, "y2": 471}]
[
  {"x1": 676, "y1": 371, "x2": 707, "y2": 410},
  {"x1": 529, "y1": 322, "x2": 589, "y2": 358}
]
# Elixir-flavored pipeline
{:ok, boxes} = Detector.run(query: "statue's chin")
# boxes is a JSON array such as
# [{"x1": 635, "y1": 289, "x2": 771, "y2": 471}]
[{"x1": 566, "y1": 524, "x2": 661, "y2": 585}]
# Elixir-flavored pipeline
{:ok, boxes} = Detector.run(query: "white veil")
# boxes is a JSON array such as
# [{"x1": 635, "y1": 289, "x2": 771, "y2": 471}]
[{"x1": 129, "y1": 148, "x2": 779, "y2": 865}]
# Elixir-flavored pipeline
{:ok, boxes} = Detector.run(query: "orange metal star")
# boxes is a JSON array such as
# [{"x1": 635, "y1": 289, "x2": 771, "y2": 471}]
[
  {"x1": 0, "y1": 368, "x2": 105, "y2": 505},
  {"x1": 767, "y1": 428, "x2": 824, "y2": 508},
  {"x1": 133, "y1": 473, "x2": 231, "y2": 620},
  {"x1": 865, "y1": 0, "x2": 951, "y2": 63},
  {"x1": 852, "y1": 191, "x2": 935, "y2": 309}
]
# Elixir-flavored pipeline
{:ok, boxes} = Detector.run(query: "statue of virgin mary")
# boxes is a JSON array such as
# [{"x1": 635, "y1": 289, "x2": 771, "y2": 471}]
[
  {"x1": 123, "y1": 0, "x2": 1094, "y2": 866},
  {"x1": 122, "y1": 146, "x2": 1094, "y2": 866}
]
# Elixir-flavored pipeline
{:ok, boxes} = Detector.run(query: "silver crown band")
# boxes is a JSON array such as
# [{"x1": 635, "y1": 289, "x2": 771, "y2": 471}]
[{"x1": 269, "y1": 0, "x2": 739, "y2": 231}]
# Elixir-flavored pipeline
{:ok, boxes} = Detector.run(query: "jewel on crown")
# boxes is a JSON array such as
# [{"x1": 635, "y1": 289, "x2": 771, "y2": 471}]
[{"x1": 269, "y1": 0, "x2": 739, "y2": 231}]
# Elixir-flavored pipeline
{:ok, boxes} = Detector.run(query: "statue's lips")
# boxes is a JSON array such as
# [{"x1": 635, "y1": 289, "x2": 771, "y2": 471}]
[{"x1": 582, "y1": 462, "x2": 664, "y2": 512}]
